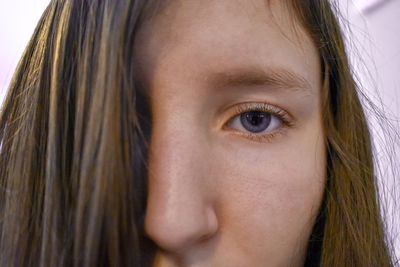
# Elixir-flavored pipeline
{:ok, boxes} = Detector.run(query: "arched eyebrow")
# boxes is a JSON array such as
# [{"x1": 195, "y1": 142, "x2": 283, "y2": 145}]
[{"x1": 206, "y1": 66, "x2": 313, "y2": 94}]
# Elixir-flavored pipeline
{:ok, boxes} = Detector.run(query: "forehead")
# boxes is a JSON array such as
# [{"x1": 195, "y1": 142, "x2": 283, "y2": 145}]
[{"x1": 134, "y1": 0, "x2": 320, "y2": 96}]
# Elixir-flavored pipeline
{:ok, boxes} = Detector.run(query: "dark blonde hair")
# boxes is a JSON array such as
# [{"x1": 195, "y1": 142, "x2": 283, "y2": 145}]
[{"x1": 0, "y1": 0, "x2": 397, "y2": 266}]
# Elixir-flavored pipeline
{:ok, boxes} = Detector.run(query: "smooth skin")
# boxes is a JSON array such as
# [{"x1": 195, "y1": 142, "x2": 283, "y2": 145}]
[{"x1": 134, "y1": 0, "x2": 326, "y2": 266}]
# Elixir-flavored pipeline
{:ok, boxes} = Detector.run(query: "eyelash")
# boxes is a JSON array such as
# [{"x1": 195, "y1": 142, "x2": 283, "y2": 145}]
[{"x1": 223, "y1": 102, "x2": 294, "y2": 143}]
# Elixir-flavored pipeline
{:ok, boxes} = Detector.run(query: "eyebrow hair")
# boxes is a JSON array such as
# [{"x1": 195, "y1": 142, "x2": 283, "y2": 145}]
[{"x1": 206, "y1": 66, "x2": 313, "y2": 94}]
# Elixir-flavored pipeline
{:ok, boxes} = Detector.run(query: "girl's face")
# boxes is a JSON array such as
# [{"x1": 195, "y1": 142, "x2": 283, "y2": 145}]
[{"x1": 134, "y1": 0, "x2": 326, "y2": 266}]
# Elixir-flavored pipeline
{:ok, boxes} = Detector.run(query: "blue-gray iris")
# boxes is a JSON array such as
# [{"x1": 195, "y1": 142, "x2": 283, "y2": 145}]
[{"x1": 240, "y1": 112, "x2": 271, "y2": 133}]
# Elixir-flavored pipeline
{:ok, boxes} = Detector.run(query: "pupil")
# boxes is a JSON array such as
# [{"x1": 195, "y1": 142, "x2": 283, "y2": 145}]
[
  {"x1": 240, "y1": 111, "x2": 271, "y2": 133},
  {"x1": 248, "y1": 112, "x2": 264, "y2": 125}
]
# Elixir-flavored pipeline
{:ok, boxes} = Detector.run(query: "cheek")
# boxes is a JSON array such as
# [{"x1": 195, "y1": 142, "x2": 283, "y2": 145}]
[{"x1": 211, "y1": 136, "x2": 326, "y2": 259}]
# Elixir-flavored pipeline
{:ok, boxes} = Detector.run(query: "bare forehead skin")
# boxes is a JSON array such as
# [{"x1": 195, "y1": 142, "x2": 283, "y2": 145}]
[{"x1": 134, "y1": 0, "x2": 321, "y2": 99}]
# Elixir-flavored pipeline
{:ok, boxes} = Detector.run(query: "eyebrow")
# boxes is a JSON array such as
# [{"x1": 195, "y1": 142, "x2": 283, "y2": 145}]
[{"x1": 206, "y1": 66, "x2": 313, "y2": 94}]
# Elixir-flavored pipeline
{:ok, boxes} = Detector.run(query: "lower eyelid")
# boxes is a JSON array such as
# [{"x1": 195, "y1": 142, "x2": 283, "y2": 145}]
[{"x1": 226, "y1": 126, "x2": 289, "y2": 144}]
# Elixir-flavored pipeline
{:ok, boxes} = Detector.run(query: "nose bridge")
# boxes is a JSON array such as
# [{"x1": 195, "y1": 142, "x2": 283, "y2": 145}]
[{"x1": 144, "y1": 118, "x2": 218, "y2": 253}]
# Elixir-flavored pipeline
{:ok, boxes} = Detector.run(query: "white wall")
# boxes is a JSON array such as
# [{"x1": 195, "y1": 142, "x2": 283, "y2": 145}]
[
  {"x1": 338, "y1": 0, "x2": 400, "y2": 260},
  {"x1": 0, "y1": 0, "x2": 50, "y2": 99}
]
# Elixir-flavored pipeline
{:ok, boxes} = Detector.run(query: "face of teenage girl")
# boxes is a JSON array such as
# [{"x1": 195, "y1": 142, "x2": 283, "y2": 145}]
[{"x1": 134, "y1": 0, "x2": 326, "y2": 266}]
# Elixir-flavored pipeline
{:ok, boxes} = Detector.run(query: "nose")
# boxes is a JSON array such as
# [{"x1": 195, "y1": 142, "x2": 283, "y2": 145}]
[{"x1": 144, "y1": 127, "x2": 219, "y2": 254}]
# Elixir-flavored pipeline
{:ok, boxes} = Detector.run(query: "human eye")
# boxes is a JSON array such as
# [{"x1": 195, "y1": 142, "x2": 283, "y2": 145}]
[{"x1": 223, "y1": 102, "x2": 294, "y2": 143}]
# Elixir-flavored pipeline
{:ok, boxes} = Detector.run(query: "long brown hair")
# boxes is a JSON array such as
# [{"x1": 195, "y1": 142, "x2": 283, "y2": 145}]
[{"x1": 0, "y1": 0, "x2": 397, "y2": 266}]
